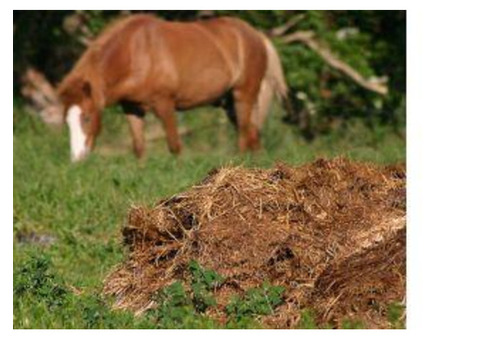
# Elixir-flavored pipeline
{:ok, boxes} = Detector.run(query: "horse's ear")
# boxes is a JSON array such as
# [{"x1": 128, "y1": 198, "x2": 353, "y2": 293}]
[{"x1": 82, "y1": 81, "x2": 92, "y2": 97}]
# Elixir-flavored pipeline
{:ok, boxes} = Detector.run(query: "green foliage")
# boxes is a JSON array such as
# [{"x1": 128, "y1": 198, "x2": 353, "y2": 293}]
[
  {"x1": 340, "y1": 319, "x2": 367, "y2": 329},
  {"x1": 13, "y1": 252, "x2": 139, "y2": 328},
  {"x1": 189, "y1": 260, "x2": 225, "y2": 312},
  {"x1": 144, "y1": 263, "x2": 283, "y2": 328},
  {"x1": 82, "y1": 10, "x2": 113, "y2": 35},
  {"x1": 226, "y1": 282, "x2": 285, "y2": 322},
  {"x1": 387, "y1": 301, "x2": 406, "y2": 329},
  {"x1": 14, "y1": 252, "x2": 68, "y2": 310},
  {"x1": 189, "y1": 260, "x2": 225, "y2": 290},
  {"x1": 75, "y1": 295, "x2": 138, "y2": 329},
  {"x1": 148, "y1": 282, "x2": 211, "y2": 328},
  {"x1": 297, "y1": 309, "x2": 318, "y2": 329}
]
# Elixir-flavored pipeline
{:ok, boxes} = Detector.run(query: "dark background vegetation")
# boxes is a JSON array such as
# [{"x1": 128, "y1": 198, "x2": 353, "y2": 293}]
[{"x1": 14, "y1": 10, "x2": 406, "y2": 137}]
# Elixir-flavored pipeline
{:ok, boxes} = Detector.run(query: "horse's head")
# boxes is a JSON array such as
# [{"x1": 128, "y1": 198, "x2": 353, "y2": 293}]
[{"x1": 58, "y1": 78, "x2": 101, "y2": 162}]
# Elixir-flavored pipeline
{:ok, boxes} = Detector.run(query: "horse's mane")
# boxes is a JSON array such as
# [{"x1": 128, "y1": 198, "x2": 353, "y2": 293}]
[{"x1": 57, "y1": 14, "x2": 158, "y2": 103}]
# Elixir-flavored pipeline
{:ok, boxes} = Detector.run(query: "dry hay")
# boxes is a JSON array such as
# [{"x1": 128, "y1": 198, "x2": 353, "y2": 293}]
[{"x1": 103, "y1": 157, "x2": 406, "y2": 328}]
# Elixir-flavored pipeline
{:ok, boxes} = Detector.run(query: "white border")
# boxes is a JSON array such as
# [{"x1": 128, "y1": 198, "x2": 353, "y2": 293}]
[{"x1": 6, "y1": 1, "x2": 480, "y2": 339}]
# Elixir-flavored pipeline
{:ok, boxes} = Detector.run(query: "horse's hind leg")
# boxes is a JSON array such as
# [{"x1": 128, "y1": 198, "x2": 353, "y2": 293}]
[
  {"x1": 233, "y1": 87, "x2": 261, "y2": 152},
  {"x1": 121, "y1": 101, "x2": 146, "y2": 159},
  {"x1": 152, "y1": 98, "x2": 182, "y2": 155}
]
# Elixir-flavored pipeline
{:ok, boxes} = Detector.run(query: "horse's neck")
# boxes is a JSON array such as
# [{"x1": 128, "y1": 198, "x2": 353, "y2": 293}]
[
  {"x1": 84, "y1": 71, "x2": 106, "y2": 112},
  {"x1": 78, "y1": 51, "x2": 107, "y2": 111},
  {"x1": 92, "y1": 81, "x2": 106, "y2": 112}
]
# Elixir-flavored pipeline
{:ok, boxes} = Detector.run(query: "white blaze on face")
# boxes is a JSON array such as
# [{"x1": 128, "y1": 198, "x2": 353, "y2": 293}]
[{"x1": 66, "y1": 105, "x2": 88, "y2": 162}]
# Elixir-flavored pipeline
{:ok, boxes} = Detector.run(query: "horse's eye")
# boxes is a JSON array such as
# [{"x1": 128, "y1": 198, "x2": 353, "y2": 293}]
[{"x1": 82, "y1": 115, "x2": 91, "y2": 124}]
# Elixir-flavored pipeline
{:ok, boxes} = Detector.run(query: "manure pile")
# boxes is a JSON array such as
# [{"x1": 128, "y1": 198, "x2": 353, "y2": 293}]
[{"x1": 104, "y1": 158, "x2": 406, "y2": 328}]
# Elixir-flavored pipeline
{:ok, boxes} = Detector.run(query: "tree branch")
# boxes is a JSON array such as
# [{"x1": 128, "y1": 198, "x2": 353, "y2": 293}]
[
  {"x1": 20, "y1": 68, "x2": 64, "y2": 125},
  {"x1": 63, "y1": 11, "x2": 94, "y2": 46},
  {"x1": 269, "y1": 14, "x2": 305, "y2": 37},
  {"x1": 282, "y1": 30, "x2": 389, "y2": 96}
]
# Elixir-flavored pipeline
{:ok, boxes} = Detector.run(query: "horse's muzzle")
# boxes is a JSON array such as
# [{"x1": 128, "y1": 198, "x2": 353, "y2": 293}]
[{"x1": 71, "y1": 147, "x2": 90, "y2": 162}]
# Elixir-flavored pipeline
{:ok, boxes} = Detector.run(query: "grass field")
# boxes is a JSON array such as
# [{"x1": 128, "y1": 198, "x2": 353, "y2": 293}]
[{"x1": 13, "y1": 102, "x2": 405, "y2": 328}]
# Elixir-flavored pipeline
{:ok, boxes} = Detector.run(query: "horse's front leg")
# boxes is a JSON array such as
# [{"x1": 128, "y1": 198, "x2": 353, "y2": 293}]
[
  {"x1": 121, "y1": 101, "x2": 146, "y2": 159},
  {"x1": 126, "y1": 113, "x2": 145, "y2": 158},
  {"x1": 152, "y1": 99, "x2": 182, "y2": 155}
]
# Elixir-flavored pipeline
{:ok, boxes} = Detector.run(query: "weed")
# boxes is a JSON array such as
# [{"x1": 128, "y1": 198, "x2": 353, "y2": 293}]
[
  {"x1": 226, "y1": 282, "x2": 285, "y2": 322},
  {"x1": 387, "y1": 301, "x2": 406, "y2": 329},
  {"x1": 149, "y1": 282, "x2": 218, "y2": 328},
  {"x1": 14, "y1": 252, "x2": 68, "y2": 310},
  {"x1": 189, "y1": 260, "x2": 225, "y2": 312},
  {"x1": 341, "y1": 319, "x2": 366, "y2": 329},
  {"x1": 297, "y1": 309, "x2": 318, "y2": 329}
]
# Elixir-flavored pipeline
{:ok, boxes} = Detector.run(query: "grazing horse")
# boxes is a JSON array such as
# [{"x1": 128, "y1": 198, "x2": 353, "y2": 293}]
[{"x1": 58, "y1": 14, "x2": 288, "y2": 161}]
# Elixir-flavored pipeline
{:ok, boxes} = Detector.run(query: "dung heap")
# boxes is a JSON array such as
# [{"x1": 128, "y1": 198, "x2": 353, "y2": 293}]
[{"x1": 104, "y1": 158, "x2": 406, "y2": 328}]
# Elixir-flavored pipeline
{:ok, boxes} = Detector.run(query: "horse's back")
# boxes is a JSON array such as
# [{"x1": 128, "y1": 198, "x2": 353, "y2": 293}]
[
  {"x1": 157, "y1": 16, "x2": 266, "y2": 73},
  {"x1": 69, "y1": 15, "x2": 268, "y2": 108},
  {"x1": 150, "y1": 17, "x2": 267, "y2": 107},
  {"x1": 188, "y1": 17, "x2": 268, "y2": 93}
]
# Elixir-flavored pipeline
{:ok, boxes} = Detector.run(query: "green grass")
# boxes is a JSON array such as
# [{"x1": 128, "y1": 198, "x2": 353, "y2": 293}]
[{"x1": 13, "y1": 102, "x2": 405, "y2": 328}]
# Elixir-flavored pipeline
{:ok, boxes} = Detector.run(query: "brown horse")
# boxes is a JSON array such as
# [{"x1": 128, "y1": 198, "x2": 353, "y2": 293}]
[{"x1": 58, "y1": 14, "x2": 288, "y2": 161}]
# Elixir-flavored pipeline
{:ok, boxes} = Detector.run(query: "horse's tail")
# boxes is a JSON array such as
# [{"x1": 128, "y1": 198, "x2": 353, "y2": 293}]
[{"x1": 252, "y1": 34, "x2": 292, "y2": 129}]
